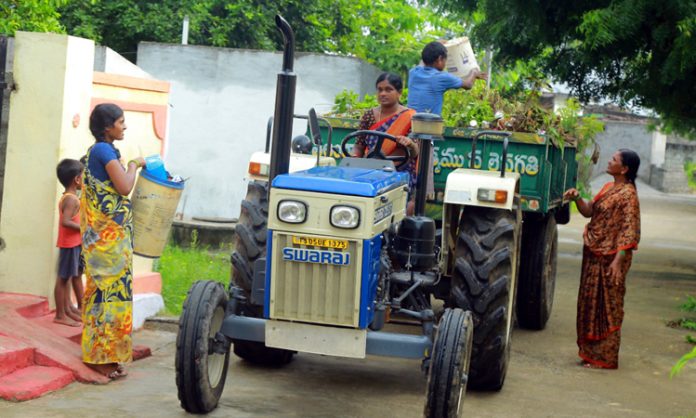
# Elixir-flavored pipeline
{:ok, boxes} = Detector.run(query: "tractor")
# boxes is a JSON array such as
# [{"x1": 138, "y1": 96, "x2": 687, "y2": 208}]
[{"x1": 175, "y1": 15, "x2": 523, "y2": 417}]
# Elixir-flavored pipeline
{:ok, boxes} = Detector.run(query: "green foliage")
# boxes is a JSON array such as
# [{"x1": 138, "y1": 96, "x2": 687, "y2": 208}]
[
  {"x1": 671, "y1": 346, "x2": 696, "y2": 378},
  {"x1": 155, "y1": 241, "x2": 229, "y2": 316},
  {"x1": 327, "y1": 83, "x2": 603, "y2": 194},
  {"x1": 58, "y1": 0, "x2": 469, "y2": 73},
  {"x1": 671, "y1": 295, "x2": 696, "y2": 378},
  {"x1": 0, "y1": 0, "x2": 66, "y2": 35},
  {"x1": 433, "y1": 0, "x2": 696, "y2": 138},
  {"x1": 331, "y1": 89, "x2": 378, "y2": 119},
  {"x1": 685, "y1": 162, "x2": 696, "y2": 191}
]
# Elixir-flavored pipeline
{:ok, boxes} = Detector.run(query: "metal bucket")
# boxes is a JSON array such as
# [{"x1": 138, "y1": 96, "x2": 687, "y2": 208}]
[{"x1": 131, "y1": 169, "x2": 184, "y2": 258}]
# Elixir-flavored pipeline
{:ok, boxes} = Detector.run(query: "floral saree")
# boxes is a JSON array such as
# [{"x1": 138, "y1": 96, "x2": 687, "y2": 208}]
[
  {"x1": 80, "y1": 146, "x2": 133, "y2": 365},
  {"x1": 577, "y1": 182, "x2": 640, "y2": 368}
]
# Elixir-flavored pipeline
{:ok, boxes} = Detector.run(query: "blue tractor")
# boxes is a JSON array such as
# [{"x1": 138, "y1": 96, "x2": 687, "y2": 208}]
[{"x1": 175, "y1": 15, "x2": 521, "y2": 417}]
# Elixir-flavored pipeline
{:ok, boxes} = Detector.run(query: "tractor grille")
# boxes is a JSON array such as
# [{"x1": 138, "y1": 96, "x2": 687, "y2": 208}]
[{"x1": 269, "y1": 232, "x2": 362, "y2": 327}]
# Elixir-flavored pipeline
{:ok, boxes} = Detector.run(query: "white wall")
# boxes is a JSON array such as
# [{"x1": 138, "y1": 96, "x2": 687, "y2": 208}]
[
  {"x1": 592, "y1": 121, "x2": 653, "y2": 181},
  {"x1": 137, "y1": 43, "x2": 381, "y2": 220}
]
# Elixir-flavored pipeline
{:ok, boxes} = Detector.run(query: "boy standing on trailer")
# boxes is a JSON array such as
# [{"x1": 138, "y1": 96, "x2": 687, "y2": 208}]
[{"x1": 408, "y1": 41, "x2": 487, "y2": 194}]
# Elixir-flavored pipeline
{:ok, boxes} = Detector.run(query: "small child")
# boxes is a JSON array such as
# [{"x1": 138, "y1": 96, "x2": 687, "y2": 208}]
[{"x1": 54, "y1": 158, "x2": 85, "y2": 327}]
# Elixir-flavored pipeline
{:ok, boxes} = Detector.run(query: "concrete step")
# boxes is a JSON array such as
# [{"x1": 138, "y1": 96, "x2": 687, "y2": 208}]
[
  {"x1": 32, "y1": 313, "x2": 83, "y2": 343},
  {"x1": 0, "y1": 293, "x2": 49, "y2": 318},
  {"x1": 0, "y1": 335, "x2": 35, "y2": 378},
  {"x1": 0, "y1": 365, "x2": 74, "y2": 401}
]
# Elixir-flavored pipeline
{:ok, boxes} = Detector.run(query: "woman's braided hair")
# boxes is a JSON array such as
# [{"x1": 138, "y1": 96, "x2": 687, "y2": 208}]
[
  {"x1": 89, "y1": 103, "x2": 124, "y2": 142},
  {"x1": 619, "y1": 148, "x2": 640, "y2": 185}
]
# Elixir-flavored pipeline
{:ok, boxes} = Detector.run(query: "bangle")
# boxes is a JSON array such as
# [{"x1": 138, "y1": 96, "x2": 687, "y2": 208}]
[
  {"x1": 573, "y1": 195, "x2": 581, "y2": 202},
  {"x1": 619, "y1": 250, "x2": 626, "y2": 256},
  {"x1": 127, "y1": 159, "x2": 140, "y2": 168}
]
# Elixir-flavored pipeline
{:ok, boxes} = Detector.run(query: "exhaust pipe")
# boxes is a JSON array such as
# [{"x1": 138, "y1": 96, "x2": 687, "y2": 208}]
[{"x1": 268, "y1": 15, "x2": 296, "y2": 183}]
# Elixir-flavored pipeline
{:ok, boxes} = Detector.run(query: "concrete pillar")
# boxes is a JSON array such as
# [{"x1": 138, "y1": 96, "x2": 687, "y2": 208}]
[
  {"x1": 0, "y1": 32, "x2": 94, "y2": 297},
  {"x1": 650, "y1": 131, "x2": 666, "y2": 168}
]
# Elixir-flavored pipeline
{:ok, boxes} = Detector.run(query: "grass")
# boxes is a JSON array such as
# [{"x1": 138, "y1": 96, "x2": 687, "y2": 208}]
[
  {"x1": 686, "y1": 162, "x2": 696, "y2": 191},
  {"x1": 670, "y1": 295, "x2": 696, "y2": 378},
  {"x1": 155, "y1": 242, "x2": 230, "y2": 316}
]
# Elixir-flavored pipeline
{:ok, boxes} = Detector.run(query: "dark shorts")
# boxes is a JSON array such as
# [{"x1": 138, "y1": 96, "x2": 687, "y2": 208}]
[{"x1": 58, "y1": 245, "x2": 84, "y2": 280}]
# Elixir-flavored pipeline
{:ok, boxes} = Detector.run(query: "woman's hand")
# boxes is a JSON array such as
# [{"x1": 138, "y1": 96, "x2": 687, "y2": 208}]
[
  {"x1": 395, "y1": 135, "x2": 418, "y2": 158},
  {"x1": 128, "y1": 157, "x2": 146, "y2": 169},
  {"x1": 608, "y1": 252, "x2": 624, "y2": 286},
  {"x1": 564, "y1": 187, "x2": 593, "y2": 218},
  {"x1": 564, "y1": 188, "x2": 580, "y2": 201}
]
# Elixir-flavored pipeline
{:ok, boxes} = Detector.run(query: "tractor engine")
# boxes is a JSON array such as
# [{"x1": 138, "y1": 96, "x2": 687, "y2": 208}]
[{"x1": 392, "y1": 216, "x2": 437, "y2": 272}]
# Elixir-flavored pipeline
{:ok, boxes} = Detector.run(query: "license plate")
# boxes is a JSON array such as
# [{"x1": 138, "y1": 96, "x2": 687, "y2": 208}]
[{"x1": 292, "y1": 235, "x2": 348, "y2": 249}]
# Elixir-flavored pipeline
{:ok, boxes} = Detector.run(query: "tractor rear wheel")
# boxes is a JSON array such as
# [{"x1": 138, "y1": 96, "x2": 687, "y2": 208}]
[
  {"x1": 424, "y1": 308, "x2": 473, "y2": 418},
  {"x1": 230, "y1": 180, "x2": 294, "y2": 366},
  {"x1": 176, "y1": 281, "x2": 230, "y2": 413},
  {"x1": 516, "y1": 214, "x2": 557, "y2": 330},
  {"x1": 450, "y1": 207, "x2": 517, "y2": 391},
  {"x1": 231, "y1": 180, "x2": 268, "y2": 301}
]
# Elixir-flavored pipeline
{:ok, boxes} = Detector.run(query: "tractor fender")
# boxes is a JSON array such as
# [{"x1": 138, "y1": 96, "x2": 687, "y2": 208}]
[{"x1": 443, "y1": 168, "x2": 520, "y2": 211}]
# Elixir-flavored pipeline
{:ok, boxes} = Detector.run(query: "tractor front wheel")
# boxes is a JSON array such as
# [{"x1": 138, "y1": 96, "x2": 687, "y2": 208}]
[
  {"x1": 424, "y1": 308, "x2": 474, "y2": 418},
  {"x1": 175, "y1": 281, "x2": 230, "y2": 413}
]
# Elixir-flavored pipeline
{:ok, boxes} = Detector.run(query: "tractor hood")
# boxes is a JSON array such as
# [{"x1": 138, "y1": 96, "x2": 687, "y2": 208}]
[{"x1": 271, "y1": 166, "x2": 408, "y2": 197}]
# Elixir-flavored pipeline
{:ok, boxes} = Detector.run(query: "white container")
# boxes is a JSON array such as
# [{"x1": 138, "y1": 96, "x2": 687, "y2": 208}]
[{"x1": 444, "y1": 37, "x2": 480, "y2": 79}]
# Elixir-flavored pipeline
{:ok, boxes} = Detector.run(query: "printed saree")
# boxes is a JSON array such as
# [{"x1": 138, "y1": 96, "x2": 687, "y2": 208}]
[
  {"x1": 80, "y1": 146, "x2": 133, "y2": 365},
  {"x1": 577, "y1": 182, "x2": 640, "y2": 368},
  {"x1": 357, "y1": 108, "x2": 417, "y2": 191}
]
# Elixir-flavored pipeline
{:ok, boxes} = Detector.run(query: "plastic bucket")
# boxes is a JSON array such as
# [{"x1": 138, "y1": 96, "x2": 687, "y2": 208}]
[
  {"x1": 131, "y1": 169, "x2": 185, "y2": 258},
  {"x1": 144, "y1": 154, "x2": 169, "y2": 181},
  {"x1": 444, "y1": 37, "x2": 480, "y2": 79}
]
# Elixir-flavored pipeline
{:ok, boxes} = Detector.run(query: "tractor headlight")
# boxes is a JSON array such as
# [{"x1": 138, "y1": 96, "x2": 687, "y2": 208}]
[
  {"x1": 330, "y1": 205, "x2": 360, "y2": 229},
  {"x1": 278, "y1": 200, "x2": 307, "y2": 224}
]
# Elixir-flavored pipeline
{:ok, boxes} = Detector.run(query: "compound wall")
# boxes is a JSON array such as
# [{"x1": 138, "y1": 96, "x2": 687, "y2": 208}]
[
  {"x1": 591, "y1": 120, "x2": 654, "y2": 182},
  {"x1": 137, "y1": 42, "x2": 382, "y2": 220}
]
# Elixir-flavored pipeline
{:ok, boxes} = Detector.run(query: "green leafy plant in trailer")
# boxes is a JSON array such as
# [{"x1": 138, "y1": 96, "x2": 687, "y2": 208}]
[{"x1": 328, "y1": 83, "x2": 604, "y2": 194}]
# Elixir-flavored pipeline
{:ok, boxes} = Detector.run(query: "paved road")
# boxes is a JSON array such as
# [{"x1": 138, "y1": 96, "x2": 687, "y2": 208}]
[{"x1": 2, "y1": 182, "x2": 695, "y2": 417}]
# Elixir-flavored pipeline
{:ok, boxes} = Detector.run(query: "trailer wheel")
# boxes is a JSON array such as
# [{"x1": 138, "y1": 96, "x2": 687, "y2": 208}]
[
  {"x1": 450, "y1": 207, "x2": 517, "y2": 390},
  {"x1": 516, "y1": 214, "x2": 557, "y2": 330},
  {"x1": 424, "y1": 308, "x2": 473, "y2": 418},
  {"x1": 230, "y1": 180, "x2": 295, "y2": 366},
  {"x1": 176, "y1": 281, "x2": 230, "y2": 413}
]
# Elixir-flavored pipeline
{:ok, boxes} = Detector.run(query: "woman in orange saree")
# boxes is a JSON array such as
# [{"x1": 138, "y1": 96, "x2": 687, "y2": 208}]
[
  {"x1": 564, "y1": 149, "x2": 641, "y2": 369},
  {"x1": 81, "y1": 103, "x2": 145, "y2": 379},
  {"x1": 351, "y1": 73, "x2": 418, "y2": 213}
]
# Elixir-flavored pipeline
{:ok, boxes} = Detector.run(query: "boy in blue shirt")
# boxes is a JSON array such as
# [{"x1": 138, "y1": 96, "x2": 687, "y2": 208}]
[
  {"x1": 408, "y1": 41, "x2": 487, "y2": 115},
  {"x1": 408, "y1": 41, "x2": 487, "y2": 195}
]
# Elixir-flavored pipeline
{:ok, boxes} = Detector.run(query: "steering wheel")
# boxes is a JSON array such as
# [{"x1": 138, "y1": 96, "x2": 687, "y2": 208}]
[{"x1": 340, "y1": 130, "x2": 410, "y2": 169}]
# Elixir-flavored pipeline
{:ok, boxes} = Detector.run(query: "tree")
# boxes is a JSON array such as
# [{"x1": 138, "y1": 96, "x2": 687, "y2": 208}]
[
  {"x1": 58, "y1": 0, "x2": 467, "y2": 76},
  {"x1": 0, "y1": 0, "x2": 66, "y2": 35},
  {"x1": 432, "y1": 0, "x2": 696, "y2": 137}
]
